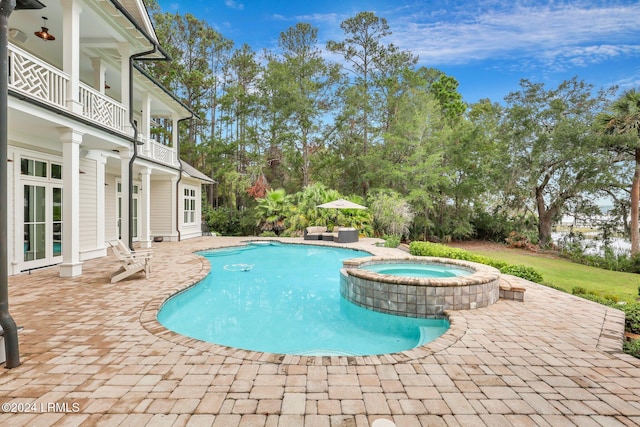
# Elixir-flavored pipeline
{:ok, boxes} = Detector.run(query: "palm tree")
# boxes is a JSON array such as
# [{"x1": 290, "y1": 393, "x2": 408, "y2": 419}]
[
  {"x1": 598, "y1": 89, "x2": 640, "y2": 255},
  {"x1": 255, "y1": 189, "x2": 291, "y2": 235}
]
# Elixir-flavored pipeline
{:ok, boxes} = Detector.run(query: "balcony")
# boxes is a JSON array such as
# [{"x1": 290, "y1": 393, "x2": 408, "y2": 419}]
[
  {"x1": 138, "y1": 135, "x2": 179, "y2": 167},
  {"x1": 8, "y1": 43, "x2": 178, "y2": 168},
  {"x1": 9, "y1": 43, "x2": 126, "y2": 132}
]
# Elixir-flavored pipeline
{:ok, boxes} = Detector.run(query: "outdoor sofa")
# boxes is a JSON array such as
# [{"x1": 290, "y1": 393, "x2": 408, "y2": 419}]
[
  {"x1": 304, "y1": 226, "x2": 358, "y2": 243},
  {"x1": 304, "y1": 226, "x2": 327, "y2": 240}
]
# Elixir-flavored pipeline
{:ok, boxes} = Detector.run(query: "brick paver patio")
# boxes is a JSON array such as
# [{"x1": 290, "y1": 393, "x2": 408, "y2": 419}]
[{"x1": 1, "y1": 237, "x2": 639, "y2": 426}]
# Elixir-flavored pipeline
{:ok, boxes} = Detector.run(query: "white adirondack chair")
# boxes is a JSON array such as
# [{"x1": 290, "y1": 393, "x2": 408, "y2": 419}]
[{"x1": 107, "y1": 240, "x2": 152, "y2": 283}]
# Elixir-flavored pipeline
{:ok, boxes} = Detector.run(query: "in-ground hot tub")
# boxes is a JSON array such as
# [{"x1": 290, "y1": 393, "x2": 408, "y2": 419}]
[{"x1": 340, "y1": 256, "x2": 501, "y2": 318}]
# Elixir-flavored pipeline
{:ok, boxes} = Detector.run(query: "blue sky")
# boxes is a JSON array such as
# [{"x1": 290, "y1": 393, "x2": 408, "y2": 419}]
[{"x1": 157, "y1": 0, "x2": 640, "y2": 104}]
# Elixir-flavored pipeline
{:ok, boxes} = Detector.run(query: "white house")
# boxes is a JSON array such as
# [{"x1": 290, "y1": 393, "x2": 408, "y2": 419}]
[{"x1": 5, "y1": 0, "x2": 213, "y2": 277}]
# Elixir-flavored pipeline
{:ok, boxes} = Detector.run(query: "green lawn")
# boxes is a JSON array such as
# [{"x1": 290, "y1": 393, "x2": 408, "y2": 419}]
[{"x1": 458, "y1": 246, "x2": 640, "y2": 303}]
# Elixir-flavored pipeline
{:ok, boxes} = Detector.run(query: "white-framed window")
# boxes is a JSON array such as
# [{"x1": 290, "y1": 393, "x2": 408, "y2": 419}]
[
  {"x1": 21, "y1": 158, "x2": 62, "y2": 180},
  {"x1": 183, "y1": 187, "x2": 196, "y2": 225}
]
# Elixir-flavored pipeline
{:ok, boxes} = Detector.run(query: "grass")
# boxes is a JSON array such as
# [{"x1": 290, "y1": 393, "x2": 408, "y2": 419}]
[{"x1": 457, "y1": 246, "x2": 640, "y2": 303}]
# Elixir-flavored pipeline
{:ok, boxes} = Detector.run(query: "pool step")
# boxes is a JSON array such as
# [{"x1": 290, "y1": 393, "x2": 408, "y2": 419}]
[{"x1": 499, "y1": 277, "x2": 526, "y2": 302}]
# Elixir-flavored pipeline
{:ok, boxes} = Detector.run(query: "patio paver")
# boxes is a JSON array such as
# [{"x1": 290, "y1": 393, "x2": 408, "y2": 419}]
[{"x1": 1, "y1": 236, "x2": 639, "y2": 426}]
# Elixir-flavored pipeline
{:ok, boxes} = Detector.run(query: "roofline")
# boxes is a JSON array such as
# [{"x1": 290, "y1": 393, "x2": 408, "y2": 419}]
[
  {"x1": 108, "y1": 0, "x2": 171, "y2": 60},
  {"x1": 133, "y1": 64, "x2": 199, "y2": 120}
]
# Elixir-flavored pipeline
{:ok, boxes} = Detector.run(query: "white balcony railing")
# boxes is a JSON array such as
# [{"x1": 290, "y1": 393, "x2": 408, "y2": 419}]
[
  {"x1": 78, "y1": 83, "x2": 126, "y2": 133},
  {"x1": 136, "y1": 134, "x2": 178, "y2": 167},
  {"x1": 148, "y1": 138, "x2": 179, "y2": 167},
  {"x1": 8, "y1": 43, "x2": 179, "y2": 168},
  {"x1": 9, "y1": 44, "x2": 68, "y2": 108}
]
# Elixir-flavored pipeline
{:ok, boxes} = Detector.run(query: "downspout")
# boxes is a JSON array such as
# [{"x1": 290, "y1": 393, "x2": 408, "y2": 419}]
[
  {"x1": 112, "y1": 0, "x2": 172, "y2": 251},
  {"x1": 0, "y1": 0, "x2": 20, "y2": 368},
  {"x1": 176, "y1": 156, "x2": 182, "y2": 242},
  {"x1": 127, "y1": 45, "x2": 157, "y2": 250},
  {"x1": 174, "y1": 117, "x2": 192, "y2": 241}
]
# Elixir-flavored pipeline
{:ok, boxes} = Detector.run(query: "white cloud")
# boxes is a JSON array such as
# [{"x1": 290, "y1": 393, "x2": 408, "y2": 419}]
[
  {"x1": 225, "y1": 0, "x2": 244, "y2": 11},
  {"x1": 387, "y1": 2, "x2": 640, "y2": 69},
  {"x1": 614, "y1": 74, "x2": 640, "y2": 91}
]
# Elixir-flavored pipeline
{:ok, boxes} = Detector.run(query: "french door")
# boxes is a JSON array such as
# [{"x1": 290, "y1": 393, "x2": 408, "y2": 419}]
[
  {"x1": 23, "y1": 184, "x2": 63, "y2": 270},
  {"x1": 117, "y1": 182, "x2": 140, "y2": 241}
]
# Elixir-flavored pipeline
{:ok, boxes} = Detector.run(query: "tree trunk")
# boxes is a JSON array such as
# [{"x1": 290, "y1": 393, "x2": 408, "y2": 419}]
[
  {"x1": 301, "y1": 129, "x2": 309, "y2": 187},
  {"x1": 631, "y1": 147, "x2": 640, "y2": 256},
  {"x1": 536, "y1": 187, "x2": 554, "y2": 247}
]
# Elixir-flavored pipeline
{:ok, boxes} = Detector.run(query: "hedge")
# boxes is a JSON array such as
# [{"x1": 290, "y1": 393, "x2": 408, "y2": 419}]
[{"x1": 409, "y1": 241, "x2": 543, "y2": 283}]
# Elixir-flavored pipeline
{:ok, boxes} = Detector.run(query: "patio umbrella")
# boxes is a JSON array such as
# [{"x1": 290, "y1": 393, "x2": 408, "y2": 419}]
[
  {"x1": 317, "y1": 199, "x2": 367, "y2": 230},
  {"x1": 317, "y1": 199, "x2": 367, "y2": 210}
]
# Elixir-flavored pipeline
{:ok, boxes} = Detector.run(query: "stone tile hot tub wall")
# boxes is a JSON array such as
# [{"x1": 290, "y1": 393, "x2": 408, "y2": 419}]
[{"x1": 340, "y1": 256, "x2": 502, "y2": 318}]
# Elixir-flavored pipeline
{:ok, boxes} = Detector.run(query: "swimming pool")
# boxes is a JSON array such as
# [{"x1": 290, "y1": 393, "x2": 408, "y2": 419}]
[
  {"x1": 342, "y1": 256, "x2": 502, "y2": 317},
  {"x1": 360, "y1": 262, "x2": 472, "y2": 278},
  {"x1": 157, "y1": 242, "x2": 449, "y2": 356}
]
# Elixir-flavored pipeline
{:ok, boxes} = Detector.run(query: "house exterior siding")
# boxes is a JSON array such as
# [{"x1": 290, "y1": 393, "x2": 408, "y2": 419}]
[
  {"x1": 150, "y1": 179, "x2": 175, "y2": 240},
  {"x1": 4, "y1": 0, "x2": 212, "y2": 277}
]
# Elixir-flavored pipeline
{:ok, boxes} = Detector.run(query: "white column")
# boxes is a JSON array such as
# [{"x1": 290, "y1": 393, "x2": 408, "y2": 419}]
[
  {"x1": 59, "y1": 128, "x2": 84, "y2": 277},
  {"x1": 61, "y1": 0, "x2": 83, "y2": 114},
  {"x1": 139, "y1": 168, "x2": 152, "y2": 249},
  {"x1": 118, "y1": 43, "x2": 132, "y2": 136},
  {"x1": 170, "y1": 175, "x2": 178, "y2": 241},
  {"x1": 119, "y1": 148, "x2": 131, "y2": 245},
  {"x1": 96, "y1": 155, "x2": 106, "y2": 249},
  {"x1": 141, "y1": 92, "x2": 151, "y2": 156},
  {"x1": 171, "y1": 114, "x2": 179, "y2": 166},
  {"x1": 85, "y1": 150, "x2": 106, "y2": 250},
  {"x1": 91, "y1": 57, "x2": 106, "y2": 94}
]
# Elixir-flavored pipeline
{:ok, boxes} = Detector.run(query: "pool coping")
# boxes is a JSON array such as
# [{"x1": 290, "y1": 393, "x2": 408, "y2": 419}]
[
  {"x1": 140, "y1": 240, "x2": 470, "y2": 365},
  {"x1": 340, "y1": 256, "x2": 502, "y2": 317}
]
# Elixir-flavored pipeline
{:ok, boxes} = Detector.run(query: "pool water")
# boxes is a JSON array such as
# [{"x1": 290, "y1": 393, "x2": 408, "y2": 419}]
[
  {"x1": 157, "y1": 242, "x2": 449, "y2": 356},
  {"x1": 361, "y1": 262, "x2": 472, "y2": 278}
]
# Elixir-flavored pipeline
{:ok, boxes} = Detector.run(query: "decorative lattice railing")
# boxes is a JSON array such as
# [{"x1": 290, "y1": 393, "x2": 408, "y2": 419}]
[
  {"x1": 8, "y1": 44, "x2": 177, "y2": 168},
  {"x1": 78, "y1": 83, "x2": 126, "y2": 133},
  {"x1": 9, "y1": 44, "x2": 68, "y2": 108}
]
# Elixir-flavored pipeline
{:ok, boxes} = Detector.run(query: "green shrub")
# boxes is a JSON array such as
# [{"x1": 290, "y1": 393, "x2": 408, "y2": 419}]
[
  {"x1": 572, "y1": 292, "x2": 618, "y2": 307},
  {"x1": 205, "y1": 206, "x2": 257, "y2": 236},
  {"x1": 499, "y1": 264, "x2": 543, "y2": 283},
  {"x1": 409, "y1": 241, "x2": 469, "y2": 259},
  {"x1": 572, "y1": 286, "x2": 588, "y2": 296},
  {"x1": 409, "y1": 241, "x2": 543, "y2": 283},
  {"x1": 632, "y1": 254, "x2": 640, "y2": 274},
  {"x1": 480, "y1": 258, "x2": 509, "y2": 270},
  {"x1": 383, "y1": 235, "x2": 401, "y2": 248},
  {"x1": 561, "y1": 244, "x2": 640, "y2": 274},
  {"x1": 543, "y1": 282, "x2": 567, "y2": 292},
  {"x1": 622, "y1": 303, "x2": 640, "y2": 335},
  {"x1": 623, "y1": 339, "x2": 640, "y2": 359}
]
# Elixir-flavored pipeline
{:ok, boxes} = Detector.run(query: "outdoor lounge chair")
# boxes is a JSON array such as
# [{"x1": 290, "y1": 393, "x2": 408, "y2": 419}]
[
  {"x1": 107, "y1": 240, "x2": 152, "y2": 283},
  {"x1": 333, "y1": 227, "x2": 359, "y2": 243}
]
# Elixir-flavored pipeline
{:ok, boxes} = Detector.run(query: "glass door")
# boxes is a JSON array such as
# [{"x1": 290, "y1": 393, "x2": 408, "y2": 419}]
[
  {"x1": 117, "y1": 182, "x2": 140, "y2": 240},
  {"x1": 23, "y1": 184, "x2": 63, "y2": 269},
  {"x1": 53, "y1": 187, "x2": 62, "y2": 257},
  {"x1": 24, "y1": 185, "x2": 46, "y2": 262}
]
